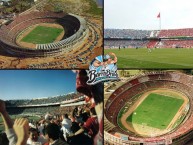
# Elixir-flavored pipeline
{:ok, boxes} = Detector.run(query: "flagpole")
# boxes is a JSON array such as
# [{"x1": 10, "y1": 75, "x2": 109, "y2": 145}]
[
  {"x1": 157, "y1": 12, "x2": 161, "y2": 30},
  {"x1": 159, "y1": 15, "x2": 161, "y2": 30}
]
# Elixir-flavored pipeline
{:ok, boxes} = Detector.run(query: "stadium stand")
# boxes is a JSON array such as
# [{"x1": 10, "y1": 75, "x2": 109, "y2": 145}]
[
  {"x1": 0, "y1": 70, "x2": 103, "y2": 145},
  {"x1": 0, "y1": 11, "x2": 102, "y2": 69},
  {"x1": 104, "y1": 29, "x2": 151, "y2": 39},
  {"x1": 1, "y1": 91, "x2": 100, "y2": 145},
  {"x1": 157, "y1": 40, "x2": 193, "y2": 48},
  {"x1": 104, "y1": 40, "x2": 149, "y2": 48},
  {"x1": 104, "y1": 71, "x2": 193, "y2": 145},
  {"x1": 104, "y1": 28, "x2": 193, "y2": 48},
  {"x1": 158, "y1": 28, "x2": 193, "y2": 38},
  {"x1": 0, "y1": 11, "x2": 91, "y2": 57},
  {"x1": 147, "y1": 40, "x2": 158, "y2": 48},
  {"x1": 4, "y1": 93, "x2": 85, "y2": 116},
  {"x1": 5, "y1": 93, "x2": 84, "y2": 107}
]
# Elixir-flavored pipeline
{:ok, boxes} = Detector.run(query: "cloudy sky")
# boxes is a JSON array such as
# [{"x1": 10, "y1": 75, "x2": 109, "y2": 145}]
[
  {"x1": 105, "y1": 0, "x2": 193, "y2": 30},
  {"x1": 0, "y1": 70, "x2": 76, "y2": 100}
]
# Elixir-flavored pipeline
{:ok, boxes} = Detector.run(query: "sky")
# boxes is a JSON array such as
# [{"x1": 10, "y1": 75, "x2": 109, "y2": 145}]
[
  {"x1": 0, "y1": 70, "x2": 77, "y2": 100},
  {"x1": 104, "y1": 0, "x2": 193, "y2": 30}
]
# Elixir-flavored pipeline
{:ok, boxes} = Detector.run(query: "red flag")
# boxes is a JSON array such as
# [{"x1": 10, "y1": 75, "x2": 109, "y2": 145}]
[{"x1": 157, "y1": 12, "x2": 160, "y2": 18}]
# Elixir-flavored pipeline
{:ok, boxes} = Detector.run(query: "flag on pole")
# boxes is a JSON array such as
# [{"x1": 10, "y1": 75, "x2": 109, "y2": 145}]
[
  {"x1": 157, "y1": 12, "x2": 160, "y2": 18},
  {"x1": 157, "y1": 12, "x2": 161, "y2": 30}
]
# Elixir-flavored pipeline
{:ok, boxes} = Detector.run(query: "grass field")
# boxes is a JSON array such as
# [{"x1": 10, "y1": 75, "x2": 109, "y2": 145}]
[
  {"x1": 0, "y1": 115, "x2": 40, "y2": 132},
  {"x1": 21, "y1": 26, "x2": 63, "y2": 44},
  {"x1": 126, "y1": 93, "x2": 184, "y2": 129},
  {"x1": 105, "y1": 48, "x2": 193, "y2": 68}
]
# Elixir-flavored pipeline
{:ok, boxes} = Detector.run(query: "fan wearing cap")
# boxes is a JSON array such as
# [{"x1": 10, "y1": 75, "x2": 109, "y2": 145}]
[{"x1": 89, "y1": 55, "x2": 104, "y2": 72}]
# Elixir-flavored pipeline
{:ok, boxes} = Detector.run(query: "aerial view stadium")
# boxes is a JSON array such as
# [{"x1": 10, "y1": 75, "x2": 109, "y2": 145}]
[
  {"x1": 104, "y1": 70, "x2": 193, "y2": 145},
  {"x1": 0, "y1": 0, "x2": 102, "y2": 69},
  {"x1": 104, "y1": 0, "x2": 193, "y2": 68},
  {"x1": 0, "y1": 70, "x2": 103, "y2": 145}
]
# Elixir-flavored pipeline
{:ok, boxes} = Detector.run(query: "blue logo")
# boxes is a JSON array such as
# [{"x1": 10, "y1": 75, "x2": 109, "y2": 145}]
[{"x1": 87, "y1": 53, "x2": 119, "y2": 85}]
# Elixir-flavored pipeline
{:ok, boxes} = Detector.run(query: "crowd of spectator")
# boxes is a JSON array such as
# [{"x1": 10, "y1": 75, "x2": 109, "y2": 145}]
[
  {"x1": 0, "y1": 70, "x2": 103, "y2": 145},
  {"x1": 6, "y1": 106, "x2": 60, "y2": 116},
  {"x1": 104, "y1": 39, "x2": 193, "y2": 49},
  {"x1": 104, "y1": 28, "x2": 193, "y2": 49},
  {"x1": 104, "y1": 28, "x2": 193, "y2": 39},
  {"x1": 104, "y1": 40, "x2": 149, "y2": 48},
  {"x1": 147, "y1": 40, "x2": 158, "y2": 48},
  {"x1": 0, "y1": 100, "x2": 101, "y2": 145},
  {"x1": 157, "y1": 40, "x2": 193, "y2": 48},
  {"x1": 158, "y1": 28, "x2": 193, "y2": 37},
  {"x1": 5, "y1": 93, "x2": 84, "y2": 107},
  {"x1": 104, "y1": 29, "x2": 151, "y2": 39}
]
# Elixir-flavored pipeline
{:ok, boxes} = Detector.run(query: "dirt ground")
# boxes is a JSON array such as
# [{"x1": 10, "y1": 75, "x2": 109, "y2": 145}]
[{"x1": 120, "y1": 89, "x2": 189, "y2": 137}]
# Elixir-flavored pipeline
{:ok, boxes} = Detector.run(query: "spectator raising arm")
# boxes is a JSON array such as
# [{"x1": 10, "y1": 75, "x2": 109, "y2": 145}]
[
  {"x1": 0, "y1": 100, "x2": 13, "y2": 131},
  {"x1": 13, "y1": 118, "x2": 29, "y2": 145},
  {"x1": 0, "y1": 99, "x2": 18, "y2": 145}
]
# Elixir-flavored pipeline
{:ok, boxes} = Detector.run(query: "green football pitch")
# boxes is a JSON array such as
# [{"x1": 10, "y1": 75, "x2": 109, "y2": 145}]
[
  {"x1": 105, "y1": 48, "x2": 193, "y2": 68},
  {"x1": 126, "y1": 93, "x2": 184, "y2": 129},
  {"x1": 21, "y1": 26, "x2": 63, "y2": 44}
]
